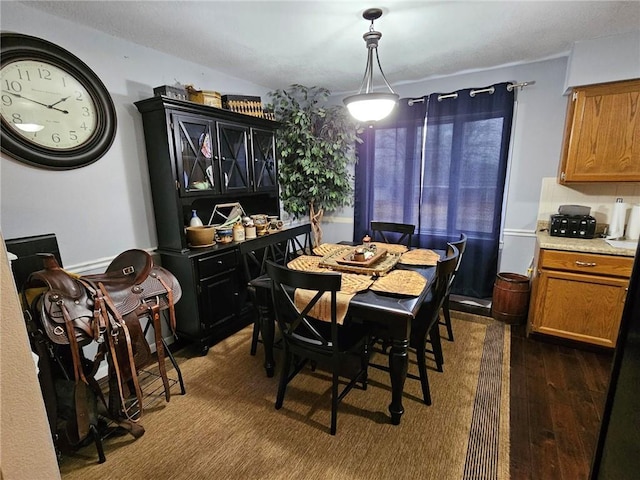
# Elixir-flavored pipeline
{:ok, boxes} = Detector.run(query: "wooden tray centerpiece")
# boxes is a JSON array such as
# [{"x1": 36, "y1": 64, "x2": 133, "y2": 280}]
[
  {"x1": 336, "y1": 246, "x2": 387, "y2": 267},
  {"x1": 319, "y1": 245, "x2": 400, "y2": 276}
]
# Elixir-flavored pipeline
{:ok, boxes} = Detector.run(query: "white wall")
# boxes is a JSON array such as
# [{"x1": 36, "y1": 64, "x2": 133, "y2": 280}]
[
  {"x1": 0, "y1": 2, "x2": 272, "y2": 271},
  {"x1": 564, "y1": 30, "x2": 640, "y2": 91}
]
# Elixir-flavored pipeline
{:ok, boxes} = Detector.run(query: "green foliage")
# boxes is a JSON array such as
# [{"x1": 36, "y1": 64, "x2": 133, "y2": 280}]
[{"x1": 267, "y1": 84, "x2": 360, "y2": 219}]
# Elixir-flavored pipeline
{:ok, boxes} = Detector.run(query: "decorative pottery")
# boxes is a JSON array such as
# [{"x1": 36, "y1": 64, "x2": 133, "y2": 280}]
[
  {"x1": 215, "y1": 226, "x2": 233, "y2": 244},
  {"x1": 186, "y1": 225, "x2": 215, "y2": 246}
]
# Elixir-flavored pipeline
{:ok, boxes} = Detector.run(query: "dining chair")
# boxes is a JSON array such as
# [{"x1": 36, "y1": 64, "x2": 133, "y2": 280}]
[
  {"x1": 238, "y1": 236, "x2": 288, "y2": 356},
  {"x1": 439, "y1": 233, "x2": 468, "y2": 342},
  {"x1": 370, "y1": 221, "x2": 415, "y2": 248},
  {"x1": 239, "y1": 228, "x2": 314, "y2": 356},
  {"x1": 409, "y1": 244, "x2": 459, "y2": 405},
  {"x1": 266, "y1": 261, "x2": 370, "y2": 435}
]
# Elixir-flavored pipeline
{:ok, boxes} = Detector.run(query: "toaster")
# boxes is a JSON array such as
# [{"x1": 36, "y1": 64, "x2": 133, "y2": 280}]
[{"x1": 550, "y1": 214, "x2": 597, "y2": 239}]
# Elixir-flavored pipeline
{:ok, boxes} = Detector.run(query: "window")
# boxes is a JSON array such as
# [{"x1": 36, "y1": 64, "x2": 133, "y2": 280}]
[{"x1": 355, "y1": 83, "x2": 514, "y2": 298}]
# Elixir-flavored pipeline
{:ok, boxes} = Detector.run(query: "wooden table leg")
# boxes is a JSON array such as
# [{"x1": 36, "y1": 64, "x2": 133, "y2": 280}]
[
  {"x1": 255, "y1": 290, "x2": 275, "y2": 377},
  {"x1": 388, "y1": 337, "x2": 408, "y2": 425}
]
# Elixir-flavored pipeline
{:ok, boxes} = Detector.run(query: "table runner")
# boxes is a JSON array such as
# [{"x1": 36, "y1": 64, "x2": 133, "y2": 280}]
[
  {"x1": 288, "y1": 258, "x2": 374, "y2": 324},
  {"x1": 287, "y1": 255, "x2": 325, "y2": 273}
]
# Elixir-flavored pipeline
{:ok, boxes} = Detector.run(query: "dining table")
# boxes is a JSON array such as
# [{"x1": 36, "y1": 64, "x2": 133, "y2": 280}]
[{"x1": 250, "y1": 242, "x2": 440, "y2": 426}]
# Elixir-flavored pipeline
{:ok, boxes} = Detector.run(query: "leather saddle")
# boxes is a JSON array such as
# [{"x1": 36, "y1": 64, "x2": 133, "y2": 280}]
[
  {"x1": 28, "y1": 249, "x2": 181, "y2": 346},
  {"x1": 25, "y1": 249, "x2": 182, "y2": 427}
]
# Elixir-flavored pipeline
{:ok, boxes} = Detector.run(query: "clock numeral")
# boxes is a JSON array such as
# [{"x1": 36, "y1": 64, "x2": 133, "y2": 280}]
[
  {"x1": 3, "y1": 79, "x2": 22, "y2": 93},
  {"x1": 80, "y1": 122, "x2": 89, "y2": 131},
  {"x1": 16, "y1": 69, "x2": 31, "y2": 82},
  {"x1": 81, "y1": 106, "x2": 91, "y2": 117},
  {"x1": 51, "y1": 133, "x2": 61, "y2": 144},
  {"x1": 38, "y1": 68, "x2": 52, "y2": 81},
  {"x1": 1, "y1": 94, "x2": 13, "y2": 107},
  {"x1": 10, "y1": 113, "x2": 23, "y2": 123},
  {"x1": 75, "y1": 90, "x2": 84, "y2": 101},
  {"x1": 69, "y1": 131, "x2": 78, "y2": 141}
]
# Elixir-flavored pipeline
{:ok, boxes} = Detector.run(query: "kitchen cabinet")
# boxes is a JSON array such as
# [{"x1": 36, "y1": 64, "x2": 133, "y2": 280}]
[
  {"x1": 558, "y1": 78, "x2": 640, "y2": 183},
  {"x1": 134, "y1": 95, "x2": 280, "y2": 251},
  {"x1": 528, "y1": 244, "x2": 633, "y2": 348}
]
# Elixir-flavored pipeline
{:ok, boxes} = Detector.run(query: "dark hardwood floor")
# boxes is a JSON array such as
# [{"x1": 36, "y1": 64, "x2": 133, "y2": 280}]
[{"x1": 509, "y1": 324, "x2": 613, "y2": 480}]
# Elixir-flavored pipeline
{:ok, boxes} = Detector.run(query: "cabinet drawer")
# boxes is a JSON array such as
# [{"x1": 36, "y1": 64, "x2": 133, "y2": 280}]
[
  {"x1": 197, "y1": 251, "x2": 238, "y2": 278},
  {"x1": 539, "y1": 249, "x2": 633, "y2": 277}
]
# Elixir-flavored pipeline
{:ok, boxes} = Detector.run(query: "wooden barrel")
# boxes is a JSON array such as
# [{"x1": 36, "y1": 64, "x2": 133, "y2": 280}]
[{"x1": 491, "y1": 272, "x2": 531, "y2": 325}]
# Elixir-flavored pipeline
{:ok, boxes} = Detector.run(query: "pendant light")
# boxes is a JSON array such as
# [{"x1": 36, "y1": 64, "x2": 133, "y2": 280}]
[{"x1": 343, "y1": 8, "x2": 399, "y2": 123}]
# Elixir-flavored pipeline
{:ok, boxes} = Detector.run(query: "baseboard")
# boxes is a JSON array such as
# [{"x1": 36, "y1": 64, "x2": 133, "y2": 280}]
[{"x1": 450, "y1": 294, "x2": 492, "y2": 318}]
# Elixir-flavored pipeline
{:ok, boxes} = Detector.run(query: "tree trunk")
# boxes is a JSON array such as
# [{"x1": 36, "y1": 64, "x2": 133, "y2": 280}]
[{"x1": 309, "y1": 202, "x2": 324, "y2": 247}]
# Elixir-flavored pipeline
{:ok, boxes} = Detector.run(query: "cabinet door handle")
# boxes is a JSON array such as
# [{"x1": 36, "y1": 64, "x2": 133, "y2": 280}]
[{"x1": 575, "y1": 261, "x2": 597, "y2": 267}]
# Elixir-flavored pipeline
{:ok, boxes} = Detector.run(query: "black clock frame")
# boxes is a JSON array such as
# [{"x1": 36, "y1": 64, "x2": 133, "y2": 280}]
[{"x1": 0, "y1": 32, "x2": 117, "y2": 170}]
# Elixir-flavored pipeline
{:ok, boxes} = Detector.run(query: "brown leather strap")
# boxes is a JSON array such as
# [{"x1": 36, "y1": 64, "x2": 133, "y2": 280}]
[
  {"x1": 61, "y1": 304, "x2": 87, "y2": 384},
  {"x1": 99, "y1": 283, "x2": 143, "y2": 423},
  {"x1": 60, "y1": 303, "x2": 93, "y2": 442},
  {"x1": 155, "y1": 273, "x2": 177, "y2": 335},
  {"x1": 119, "y1": 318, "x2": 144, "y2": 416},
  {"x1": 150, "y1": 303, "x2": 171, "y2": 402}
]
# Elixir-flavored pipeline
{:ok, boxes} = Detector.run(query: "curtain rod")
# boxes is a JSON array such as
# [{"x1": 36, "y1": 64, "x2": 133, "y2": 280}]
[{"x1": 407, "y1": 80, "x2": 536, "y2": 105}]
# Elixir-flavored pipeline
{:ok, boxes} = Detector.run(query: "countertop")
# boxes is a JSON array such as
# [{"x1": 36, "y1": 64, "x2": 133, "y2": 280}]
[{"x1": 536, "y1": 230, "x2": 637, "y2": 257}]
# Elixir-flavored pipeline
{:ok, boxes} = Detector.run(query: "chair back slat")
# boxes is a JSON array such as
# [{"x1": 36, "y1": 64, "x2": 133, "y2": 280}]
[
  {"x1": 432, "y1": 244, "x2": 459, "y2": 315},
  {"x1": 266, "y1": 261, "x2": 342, "y2": 351},
  {"x1": 446, "y1": 233, "x2": 467, "y2": 290},
  {"x1": 370, "y1": 221, "x2": 415, "y2": 248}
]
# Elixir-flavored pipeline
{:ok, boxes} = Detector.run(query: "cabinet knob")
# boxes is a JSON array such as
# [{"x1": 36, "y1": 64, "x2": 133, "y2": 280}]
[{"x1": 575, "y1": 261, "x2": 597, "y2": 267}]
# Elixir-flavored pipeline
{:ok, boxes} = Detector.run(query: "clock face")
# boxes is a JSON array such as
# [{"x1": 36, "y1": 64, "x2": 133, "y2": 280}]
[
  {"x1": 1, "y1": 59, "x2": 99, "y2": 150},
  {"x1": 0, "y1": 33, "x2": 117, "y2": 170}
]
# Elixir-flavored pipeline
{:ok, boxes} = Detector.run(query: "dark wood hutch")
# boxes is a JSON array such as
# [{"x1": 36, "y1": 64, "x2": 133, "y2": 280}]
[{"x1": 135, "y1": 96, "x2": 306, "y2": 353}]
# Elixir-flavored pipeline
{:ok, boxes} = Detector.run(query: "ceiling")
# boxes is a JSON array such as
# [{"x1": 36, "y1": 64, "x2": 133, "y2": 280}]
[{"x1": 18, "y1": 1, "x2": 640, "y2": 94}]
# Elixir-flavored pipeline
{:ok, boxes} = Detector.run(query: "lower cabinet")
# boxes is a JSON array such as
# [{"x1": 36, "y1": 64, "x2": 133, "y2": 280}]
[
  {"x1": 160, "y1": 247, "x2": 250, "y2": 355},
  {"x1": 528, "y1": 247, "x2": 632, "y2": 348},
  {"x1": 157, "y1": 224, "x2": 312, "y2": 354}
]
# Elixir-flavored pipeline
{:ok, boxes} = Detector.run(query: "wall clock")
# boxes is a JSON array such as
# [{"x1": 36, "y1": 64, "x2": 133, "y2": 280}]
[{"x1": 0, "y1": 32, "x2": 117, "y2": 170}]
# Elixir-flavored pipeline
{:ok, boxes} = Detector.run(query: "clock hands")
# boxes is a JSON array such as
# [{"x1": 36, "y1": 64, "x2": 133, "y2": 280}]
[
  {"x1": 47, "y1": 96, "x2": 71, "y2": 108},
  {"x1": 5, "y1": 91, "x2": 69, "y2": 114}
]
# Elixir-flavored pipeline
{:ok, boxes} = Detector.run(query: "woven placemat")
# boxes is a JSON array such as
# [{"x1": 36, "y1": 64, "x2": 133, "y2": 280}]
[
  {"x1": 287, "y1": 256, "x2": 373, "y2": 294},
  {"x1": 313, "y1": 243, "x2": 346, "y2": 257},
  {"x1": 339, "y1": 273, "x2": 375, "y2": 294},
  {"x1": 287, "y1": 255, "x2": 325, "y2": 272},
  {"x1": 294, "y1": 290, "x2": 354, "y2": 325},
  {"x1": 399, "y1": 249, "x2": 440, "y2": 266},
  {"x1": 370, "y1": 270, "x2": 428, "y2": 296},
  {"x1": 370, "y1": 242, "x2": 408, "y2": 254},
  {"x1": 319, "y1": 247, "x2": 400, "y2": 276}
]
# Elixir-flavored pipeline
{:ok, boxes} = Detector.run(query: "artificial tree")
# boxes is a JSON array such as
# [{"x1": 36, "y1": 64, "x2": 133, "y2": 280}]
[{"x1": 268, "y1": 84, "x2": 360, "y2": 246}]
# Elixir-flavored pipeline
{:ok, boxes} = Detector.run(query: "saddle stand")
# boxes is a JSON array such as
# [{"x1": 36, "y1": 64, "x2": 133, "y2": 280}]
[{"x1": 24, "y1": 249, "x2": 185, "y2": 463}]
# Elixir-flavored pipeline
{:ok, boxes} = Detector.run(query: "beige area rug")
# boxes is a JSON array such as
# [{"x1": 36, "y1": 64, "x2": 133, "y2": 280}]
[{"x1": 59, "y1": 312, "x2": 510, "y2": 480}]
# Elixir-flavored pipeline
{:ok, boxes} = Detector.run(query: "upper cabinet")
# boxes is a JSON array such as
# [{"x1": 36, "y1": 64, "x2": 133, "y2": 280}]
[
  {"x1": 135, "y1": 96, "x2": 280, "y2": 251},
  {"x1": 558, "y1": 79, "x2": 640, "y2": 183}
]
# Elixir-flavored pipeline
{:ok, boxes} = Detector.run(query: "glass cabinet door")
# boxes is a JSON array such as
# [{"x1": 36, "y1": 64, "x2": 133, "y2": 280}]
[
  {"x1": 251, "y1": 128, "x2": 277, "y2": 191},
  {"x1": 173, "y1": 114, "x2": 219, "y2": 195},
  {"x1": 217, "y1": 122, "x2": 250, "y2": 193}
]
